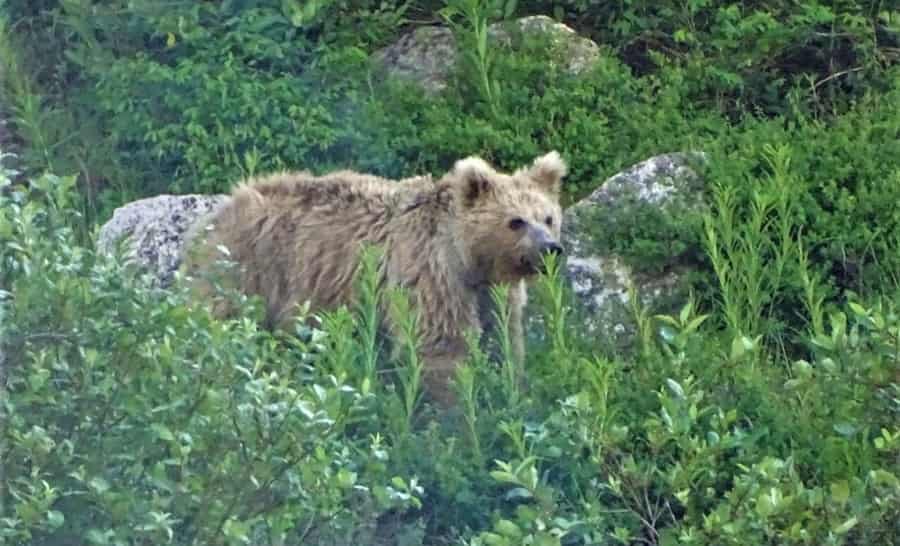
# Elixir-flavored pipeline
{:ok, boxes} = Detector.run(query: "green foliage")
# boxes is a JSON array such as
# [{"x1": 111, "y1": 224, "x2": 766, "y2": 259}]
[
  {"x1": 2, "y1": 160, "x2": 900, "y2": 545},
  {"x1": 88, "y1": 4, "x2": 353, "y2": 196},
  {"x1": 529, "y1": 0, "x2": 898, "y2": 117},
  {"x1": 703, "y1": 143, "x2": 803, "y2": 338},
  {"x1": 2, "y1": 1, "x2": 900, "y2": 544},
  {"x1": 440, "y1": 0, "x2": 518, "y2": 117},
  {"x1": 387, "y1": 285, "x2": 426, "y2": 436},
  {"x1": 1, "y1": 0, "x2": 419, "y2": 219},
  {"x1": 3, "y1": 2, "x2": 897, "y2": 318},
  {"x1": 0, "y1": 166, "x2": 422, "y2": 545}
]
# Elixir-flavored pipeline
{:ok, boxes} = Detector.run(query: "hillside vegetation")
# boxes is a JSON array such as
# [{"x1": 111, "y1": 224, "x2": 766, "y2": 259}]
[{"x1": 1, "y1": 1, "x2": 899, "y2": 545}]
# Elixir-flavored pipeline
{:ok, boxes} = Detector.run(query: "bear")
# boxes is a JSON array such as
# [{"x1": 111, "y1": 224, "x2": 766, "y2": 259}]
[{"x1": 179, "y1": 152, "x2": 567, "y2": 405}]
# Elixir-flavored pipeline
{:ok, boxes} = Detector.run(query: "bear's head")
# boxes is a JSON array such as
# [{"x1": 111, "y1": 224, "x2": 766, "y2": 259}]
[{"x1": 443, "y1": 151, "x2": 567, "y2": 285}]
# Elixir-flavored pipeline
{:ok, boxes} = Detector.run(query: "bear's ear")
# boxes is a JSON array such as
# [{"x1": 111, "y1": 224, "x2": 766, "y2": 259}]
[
  {"x1": 451, "y1": 156, "x2": 496, "y2": 208},
  {"x1": 526, "y1": 151, "x2": 567, "y2": 196}
]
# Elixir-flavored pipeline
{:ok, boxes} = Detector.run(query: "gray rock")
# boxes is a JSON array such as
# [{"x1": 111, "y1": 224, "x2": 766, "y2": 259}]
[
  {"x1": 372, "y1": 15, "x2": 601, "y2": 93},
  {"x1": 499, "y1": 15, "x2": 601, "y2": 75},
  {"x1": 557, "y1": 152, "x2": 707, "y2": 348},
  {"x1": 372, "y1": 26, "x2": 459, "y2": 94},
  {"x1": 97, "y1": 194, "x2": 229, "y2": 287}
]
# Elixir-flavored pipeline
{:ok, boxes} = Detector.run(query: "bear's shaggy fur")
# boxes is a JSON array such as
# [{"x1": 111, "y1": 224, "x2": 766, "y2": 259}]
[{"x1": 180, "y1": 153, "x2": 567, "y2": 404}]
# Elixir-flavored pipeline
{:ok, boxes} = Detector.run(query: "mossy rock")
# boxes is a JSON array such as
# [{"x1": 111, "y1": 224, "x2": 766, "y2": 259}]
[
  {"x1": 371, "y1": 15, "x2": 600, "y2": 94},
  {"x1": 538, "y1": 152, "x2": 708, "y2": 351}
]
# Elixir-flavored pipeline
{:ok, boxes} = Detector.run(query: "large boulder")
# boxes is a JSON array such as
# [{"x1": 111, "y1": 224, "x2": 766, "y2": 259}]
[
  {"x1": 556, "y1": 152, "x2": 707, "y2": 348},
  {"x1": 97, "y1": 194, "x2": 229, "y2": 287},
  {"x1": 372, "y1": 15, "x2": 601, "y2": 93}
]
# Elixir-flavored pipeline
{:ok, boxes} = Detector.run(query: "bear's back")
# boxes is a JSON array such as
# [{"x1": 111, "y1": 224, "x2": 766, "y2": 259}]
[
  {"x1": 239, "y1": 170, "x2": 401, "y2": 211},
  {"x1": 201, "y1": 170, "x2": 434, "y2": 327}
]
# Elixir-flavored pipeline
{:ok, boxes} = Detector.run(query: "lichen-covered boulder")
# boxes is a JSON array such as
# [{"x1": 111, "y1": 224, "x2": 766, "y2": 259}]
[
  {"x1": 500, "y1": 15, "x2": 600, "y2": 74},
  {"x1": 557, "y1": 152, "x2": 708, "y2": 348},
  {"x1": 97, "y1": 194, "x2": 229, "y2": 287},
  {"x1": 371, "y1": 26, "x2": 459, "y2": 94},
  {"x1": 372, "y1": 15, "x2": 600, "y2": 93}
]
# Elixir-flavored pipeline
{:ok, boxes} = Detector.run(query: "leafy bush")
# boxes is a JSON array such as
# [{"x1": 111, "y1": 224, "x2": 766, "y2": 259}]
[
  {"x1": 0, "y1": 0, "x2": 417, "y2": 212},
  {"x1": 3, "y1": 157, "x2": 899, "y2": 545},
  {"x1": 0, "y1": 165, "x2": 424, "y2": 545},
  {"x1": 5, "y1": 1, "x2": 897, "y2": 205},
  {"x1": 2, "y1": 2, "x2": 900, "y2": 543},
  {"x1": 527, "y1": 0, "x2": 899, "y2": 117}
]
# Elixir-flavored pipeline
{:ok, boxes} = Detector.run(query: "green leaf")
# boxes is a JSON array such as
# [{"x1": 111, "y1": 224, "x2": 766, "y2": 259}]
[
  {"x1": 89, "y1": 477, "x2": 110, "y2": 495},
  {"x1": 152, "y1": 424, "x2": 175, "y2": 442},
  {"x1": 490, "y1": 471, "x2": 518, "y2": 485},
  {"x1": 685, "y1": 314, "x2": 709, "y2": 333},
  {"x1": 755, "y1": 488, "x2": 781, "y2": 517},
  {"x1": 481, "y1": 532, "x2": 507, "y2": 546},
  {"x1": 86, "y1": 528, "x2": 112, "y2": 545},
  {"x1": 665, "y1": 378, "x2": 685, "y2": 398},
  {"x1": 833, "y1": 423, "x2": 857, "y2": 437},
  {"x1": 833, "y1": 517, "x2": 858, "y2": 535},
  {"x1": 495, "y1": 519, "x2": 522, "y2": 538},
  {"x1": 337, "y1": 469, "x2": 357, "y2": 489},
  {"x1": 533, "y1": 531, "x2": 561, "y2": 546},
  {"x1": 504, "y1": 0, "x2": 517, "y2": 19},
  {"x1": 830, "y1": 480, "x2": 850, "y2": 506},
  {"x1": 47, "y1": 510, "x2": 65, "y2": 528},
  {"x1": 869, "y1": 470, "x2": 899, "y2": 487},
  {"x1": 791, "y1": 359, "x2": 812, "y2": 379},
  {"x1": 674, "y1": 29, "x2": 690, "y2": 43},
  {"x1": 504, "y1": 487, "x2": 532, "y2": 500},
  {"x1": 679, "y1": 301, "x2": 692, "y2": 323}
]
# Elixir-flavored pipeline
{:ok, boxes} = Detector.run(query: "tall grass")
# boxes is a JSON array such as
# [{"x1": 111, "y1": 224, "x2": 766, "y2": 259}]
[{"x1": 703, "y1": 144, "x2": 805, "y2": 341}]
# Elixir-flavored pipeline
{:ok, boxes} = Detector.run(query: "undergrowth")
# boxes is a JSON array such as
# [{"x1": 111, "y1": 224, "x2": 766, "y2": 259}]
[
  {"x1": 2, "y1": 151, "x2": 899, "y2": 545},
  {"x1": 1, "y1": 1, "x2": 899, "y2": 544}
]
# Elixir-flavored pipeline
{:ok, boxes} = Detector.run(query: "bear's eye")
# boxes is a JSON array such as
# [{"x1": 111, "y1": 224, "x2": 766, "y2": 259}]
[
  {"x1": 544, "y1": 216, "x2": 554, "y2": 227},
  {"x1": 508, "y1": 218, "x2": 526, "y2": 230}
]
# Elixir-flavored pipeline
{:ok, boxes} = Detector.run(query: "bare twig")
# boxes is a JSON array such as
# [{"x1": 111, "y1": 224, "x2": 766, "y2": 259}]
[{"x1": 812, "y1": 66, "x2": 864, "y2": 90}]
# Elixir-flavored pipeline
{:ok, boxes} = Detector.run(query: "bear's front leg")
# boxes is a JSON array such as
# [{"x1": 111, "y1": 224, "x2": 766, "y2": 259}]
[
  {"x1": 419, "y1": 347, "x2": 468, "y2": 408},
  {"x1": 508, "y1": 280, "x2": 527, "y2": 368},
  {"x1": 505, "y1": 280, "x2": 531, "y2": 397}
]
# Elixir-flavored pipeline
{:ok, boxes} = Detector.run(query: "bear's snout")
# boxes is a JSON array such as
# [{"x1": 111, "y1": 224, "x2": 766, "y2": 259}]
[
  {"x1": 540, "y1": 241, "x2": 564, "y2": 256},
  {"x1": 518, "y1": 237, "x2": 564, "y2": 276},
  {"x1": 530, "y1": 228, "x2": 563, "y2": 257}
]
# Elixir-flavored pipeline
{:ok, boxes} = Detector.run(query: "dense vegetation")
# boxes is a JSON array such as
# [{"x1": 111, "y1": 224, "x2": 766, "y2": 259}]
[{"x1": 1, "y1": 1, "x2": 899, "y2": 545}]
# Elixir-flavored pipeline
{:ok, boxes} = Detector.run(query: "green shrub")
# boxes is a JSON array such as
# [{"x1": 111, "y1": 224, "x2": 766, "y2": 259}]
[
  {"x1": 2, "y1": 3, "x2": 900, "y2": 542},
  {"x1": 0, "y1": 165, "x2": 423, "y2": 545},
  {"x1": 2, "y1": 156, "x2": 900, "y2": 545},
  {"x1": 356, "y1": 37, "x2": 718, "y2": 204},
  {"x1": 6, "y1": 1, "x2": 897, "y2": 207},
  {"x1": 702, "y1": 84, "x2": 900, "y2": 297},
  {"x1": 0, "y1": 0, "x2": 416, "y2": 216},
  {"x1": 526, "y1": 1, "x2": 899, "y2": 117}
]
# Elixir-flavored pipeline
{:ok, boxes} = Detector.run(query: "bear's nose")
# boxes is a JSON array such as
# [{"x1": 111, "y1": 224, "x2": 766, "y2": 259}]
[{"x1": 542, "y1": 242, "x2": 564, "y2": 256}]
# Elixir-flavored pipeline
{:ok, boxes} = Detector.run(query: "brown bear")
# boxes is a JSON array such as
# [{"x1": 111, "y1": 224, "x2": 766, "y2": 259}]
[{"x1": 180, "y1": 152, "x2": 567, "y2": 405}]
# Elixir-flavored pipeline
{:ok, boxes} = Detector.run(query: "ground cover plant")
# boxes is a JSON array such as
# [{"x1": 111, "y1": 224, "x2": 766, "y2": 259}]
[{"x1": 1, "y1": 1, "x2": 899, "y2": 545}]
